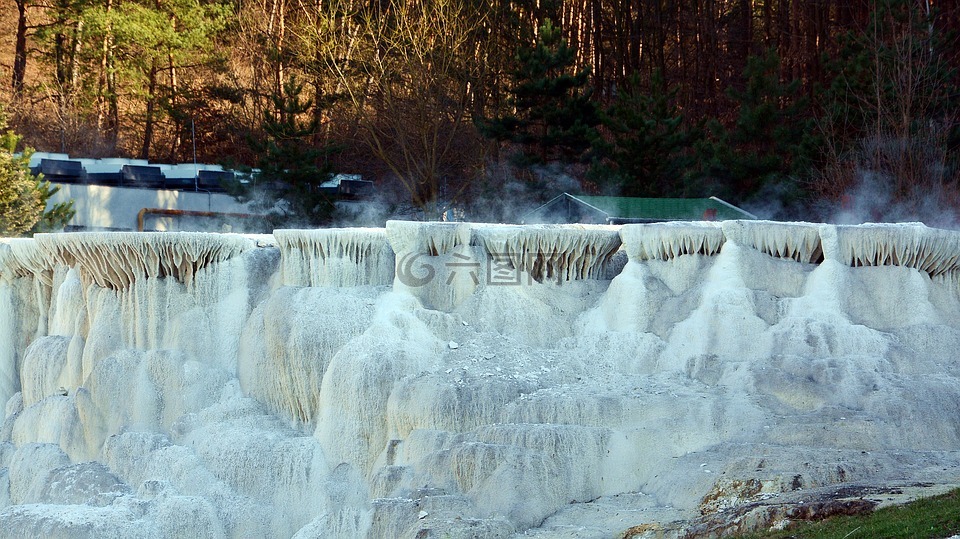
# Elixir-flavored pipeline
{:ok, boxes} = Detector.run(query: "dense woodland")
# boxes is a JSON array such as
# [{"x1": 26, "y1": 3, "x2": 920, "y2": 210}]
[{"x1": 1, "y1": 0, "x2": 959, "y2": 224}]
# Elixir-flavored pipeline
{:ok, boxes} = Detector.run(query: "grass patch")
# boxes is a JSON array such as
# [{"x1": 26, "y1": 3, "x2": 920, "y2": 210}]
[{"x1": 737, "y1": 488, "x2": 960, "y2": 539}]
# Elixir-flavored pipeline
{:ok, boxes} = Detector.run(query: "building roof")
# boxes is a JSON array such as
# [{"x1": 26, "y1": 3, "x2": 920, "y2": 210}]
[{"x1": 524, "y1": 193, "x2": 758, "y2": 224}]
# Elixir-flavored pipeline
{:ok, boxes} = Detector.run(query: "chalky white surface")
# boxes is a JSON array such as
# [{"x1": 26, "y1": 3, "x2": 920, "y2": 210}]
[{"x1": 3, "y1": 221, "x2": 960, "y2": 538}]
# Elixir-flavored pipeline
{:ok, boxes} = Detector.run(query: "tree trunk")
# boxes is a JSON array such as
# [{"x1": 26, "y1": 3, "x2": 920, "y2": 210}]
[
  {"x1": 740, "y1": 0, "x2": 752, "y2": 61},
  {"x1": 591, "y1": 0, "x2": 603, "y2": 96},
  {"x1": 790, "y1": 0, "x2": 801, "y2": 81},
  {"x1": 269, "y1": 0, "x2": 287, "y2": 115},
  {"x1": 54, "y1": 0, "x2": 70, "y2": 89},
  {"x1": 97, "y1": 0, "x2": 118, "y2": 154},
  {"x1": 141, "y1": 61, "x2": 158, "y2": 159},
  {"x1": 169, "y1": 45, "x2": 180, "y2": 160},
  {"x1": 107, "y1": 44, "x2": 119, "y2": 151},
  {"x1": 13, "y1": 0, "x2": 28, "y2": 95},
  {"x1": 70, "y1": 19, "x2": 83, "y2": 95}
]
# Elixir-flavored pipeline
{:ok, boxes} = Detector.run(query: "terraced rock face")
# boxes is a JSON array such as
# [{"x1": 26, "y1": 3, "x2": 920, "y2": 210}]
[{"x1": 2, "y1": 221, "x2": 960, "y2": 538}]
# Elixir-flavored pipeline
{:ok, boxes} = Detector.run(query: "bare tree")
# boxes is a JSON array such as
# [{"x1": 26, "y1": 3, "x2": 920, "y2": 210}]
[
  {"x1": 811, "y1": 0, "x2": 959, "y2": 218},
  {"x1": 303, "y1": 0, "x2": 487, "y2": 218}
]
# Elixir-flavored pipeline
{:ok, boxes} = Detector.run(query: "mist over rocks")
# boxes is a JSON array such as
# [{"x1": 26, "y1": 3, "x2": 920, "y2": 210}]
[{"x1": 2, "y1": 221, "x2": 960, "y2": 537}]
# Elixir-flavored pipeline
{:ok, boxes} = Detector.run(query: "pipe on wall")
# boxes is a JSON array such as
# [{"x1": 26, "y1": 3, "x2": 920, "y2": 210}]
[{"x1": 137, "y1": 208, "x2": 260, "y2": 232}]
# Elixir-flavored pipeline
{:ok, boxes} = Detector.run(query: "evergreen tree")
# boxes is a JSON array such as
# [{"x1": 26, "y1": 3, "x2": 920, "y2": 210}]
[
  {"x1": 247, "y1": 77, "x2": 340, "y2": 227},
  {"x1": 0, "y1": 110, "x2": 74, "y2": 236},
  {"x1": 589, "y1": 71, "x2": 697, "y2": 197},
  {"x1": 814, "y1": 0, "x2": 959, "y2": 205},
  {"x1": 478, "y1": 19, "x2": 600, "y2": 167},
  {"x1": 692, "y1": 49, "x2": 815, "y2": 203},
  {"x1": 31, "y1": 0, "x2": 233, "y2": 157}
]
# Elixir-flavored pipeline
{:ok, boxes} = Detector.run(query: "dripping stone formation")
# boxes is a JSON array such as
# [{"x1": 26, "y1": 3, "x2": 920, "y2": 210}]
[{"x1": 3, "y1": 220, "x2": 960, "y2": 538}]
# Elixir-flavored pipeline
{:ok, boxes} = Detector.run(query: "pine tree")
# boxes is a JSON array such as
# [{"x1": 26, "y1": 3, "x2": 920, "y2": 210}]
[
  {"x1": 692, "y1": 49, "x2": 815, "y2": 203},
  {"x1": 590, "y1": 71, "x2": 697, "y2": 197},
  {"x1": 0, "y1": 110, "x2": 74, "y2": 236},
  {"x1": 478, "y1": 19, "x2": 600, "y2": 167},
  {"x1": 32, "y1": 0, "x2": 233, "y2": 157},
  {"x1": 248, "y1": 77, "x2": 340, "y2": 227}
]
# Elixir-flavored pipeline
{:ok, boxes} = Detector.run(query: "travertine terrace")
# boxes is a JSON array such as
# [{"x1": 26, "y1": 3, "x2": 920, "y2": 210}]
[{"x1": 3, "y1": 221, "x2": 960, "y2": 538}]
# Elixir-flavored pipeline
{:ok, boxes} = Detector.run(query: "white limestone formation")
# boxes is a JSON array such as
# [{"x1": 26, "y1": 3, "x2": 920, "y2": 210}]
[
  {"x1": 2, "y1": 221, "x2": 960, "y2": 538},
  {"x1": 721, "y1": 220, "x2": 823, "y2": 263},
  {"x1": 620, "y1": 221, "x2": 725, "y2": 261},
  {"x1": 274, "y1": 229, "x2": 394, "y2": 287},
  {"x1": 32, "y1": 232, "x2": 255, "y2": 289},
  {"x1": 472, "y1": 224, "x2": 621, "y2": 282}
]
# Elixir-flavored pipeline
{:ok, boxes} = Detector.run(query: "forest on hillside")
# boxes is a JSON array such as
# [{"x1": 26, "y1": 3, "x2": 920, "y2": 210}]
[{"x1": 2, "y1": 0, "x2": 959, "y2": 224}]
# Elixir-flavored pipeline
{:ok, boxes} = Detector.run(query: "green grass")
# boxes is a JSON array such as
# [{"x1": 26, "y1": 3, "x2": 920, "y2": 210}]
[{"x1": 737, "y1": 488, "x2": 960, "y2": 539}]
